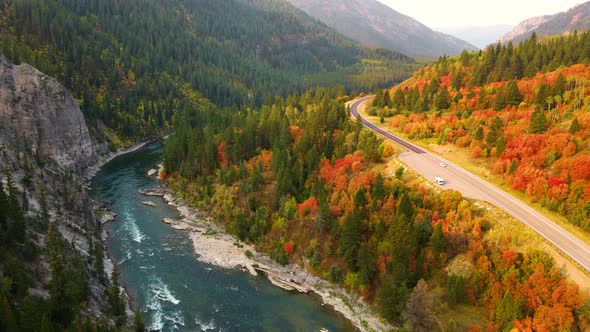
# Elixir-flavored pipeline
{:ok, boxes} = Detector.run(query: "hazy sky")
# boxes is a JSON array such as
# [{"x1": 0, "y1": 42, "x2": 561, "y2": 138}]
[{"x1": 377, "y1": 0, "x2": 583, "y2": 28}]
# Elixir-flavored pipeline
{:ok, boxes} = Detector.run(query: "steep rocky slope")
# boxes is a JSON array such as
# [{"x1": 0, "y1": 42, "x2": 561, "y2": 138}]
[
  {"x1": 286, "y1": 0, "x2": 477, "y2": 56},
  {"x1": 500, "y1": 1, "x2": 590, "y2": 44},
  {"x1": 0, "y1": 57, "x2": 123, "y2": 328},
  {"x1": 0, "y1": 57, "x2": 96, "y2": 172}
]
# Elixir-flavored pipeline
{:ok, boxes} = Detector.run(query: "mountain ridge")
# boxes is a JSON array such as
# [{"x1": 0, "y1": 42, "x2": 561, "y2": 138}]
[
  {"x1": 286, "y1": 0, "x2": 478, "y2": 57},
  {"x1": 499, "y1": 1, "x2": 590, "y2": 44}
]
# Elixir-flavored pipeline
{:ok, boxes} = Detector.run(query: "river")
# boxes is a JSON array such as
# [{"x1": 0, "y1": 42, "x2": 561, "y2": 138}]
[{"x1": 90, "y1": 142, "x2": 357, "y2": 332}]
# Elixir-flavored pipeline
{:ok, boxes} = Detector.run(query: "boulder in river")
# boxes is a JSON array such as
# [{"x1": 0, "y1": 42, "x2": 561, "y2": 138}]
[{"x1": 141, "y1": 201, "x2": 156, "y2": 207}]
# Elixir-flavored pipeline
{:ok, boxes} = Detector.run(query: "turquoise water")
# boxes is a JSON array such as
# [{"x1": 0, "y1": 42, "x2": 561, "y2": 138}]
[{"x1": 91, "y1": 142, "x2": 357, "y2": 332}]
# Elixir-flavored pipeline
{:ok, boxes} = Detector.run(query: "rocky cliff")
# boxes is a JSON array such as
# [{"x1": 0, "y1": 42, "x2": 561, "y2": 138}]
[
  {"x1": 0, "y1": 57, "x2": 122, "y2": 328},
  {"x1": 0, "y1": 57, "x2": 96, "y2": 173}
]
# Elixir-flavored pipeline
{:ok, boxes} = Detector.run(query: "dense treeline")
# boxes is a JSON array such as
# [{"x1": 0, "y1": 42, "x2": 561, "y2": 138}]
[
  {"x1": 0, "y1": 0, "x2": 417, "y2": 143},
  {"x1": 163, "y1": 87, "x2": 588, "y2": 330},
  {"x1": 371, "y1": 32, "x2": 590, "y2": 229}
]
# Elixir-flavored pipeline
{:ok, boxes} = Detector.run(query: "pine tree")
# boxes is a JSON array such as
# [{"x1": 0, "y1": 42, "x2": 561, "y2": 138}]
[
  {"x1": 397, "y1": 193, "x2": 413, "y2": 218},
  {"x1": 0, "y1": 181, "x2": 8, "y2": 242},
  {"x1": 47, "y1": 224, "x2": 73, "y2": 326},
  {"x1": 371, "y1": 173, "x2": 386, "y2": 204},
  {"x1": 108, "y1": 265, "x2": 126, "y2": 324},
  {"x1": 354, "y1": 188, "x2": 367, "y2": 211},
  {"x1": 5, "y1": 171, "x2": 25, "y2": 243},
  {"x1": 383, "y1": 90, "x2": 391, "y2": 107},
  {"x1": 357, "y1": 244, "x2": 375, "y2": 284},
  {"x1": 492, "y1": 291, "x2": 522, "y2": 331},
  {"x1": 93, "y1": 240, "x2": 105, "y2": 282},
  {"x1": 505, "y1": 80, "x2": 523, "y2": 106},
  {"x1": 435, "y1": 87, "x2": 451, "y2": 110},
  {"x1": 509, "y1": 160, "x2": 518, "y2": 175},
  {"x1": 339, "y1": 212, "x2": 363, "y2": 270},
  {"x1": 553, "y1": 73, "x2": 567, "y2": 97},
  {"x1": 473, "y1": 126, "x2": 484, "y2": 140},
  {"x1": 431, "y1": 223, "x2": 446, "y2": 256},
  {"x1": 392, "y1": 89, "x2": 405, "y2": 109},
  {"x1": 496, "y1": 135, "x2": 506, "y2": 156},
  {"x1": 569, "y1": 117, "x2": 580, "y2": 134},
  {"x1": 486, "y1": 116, "x2": 503, "y2": 147},
  {"x1": 39, "y1": 185, "x2": 50, "y2": 226},
  {"x1": 134, "y1": 311, "x2": 146, "y2": 332},
  {"x1": 447, "y1": 275, "x2": 466, "y2": 307},
  {"x1": 530, "y1": 108, "x2": 548, "y2": 133},
  {"x1": 0, "y1": 294, "x2": 19, "y2": 332},
  {"x1": 40, "y1": 315, "x2": 52, "y2": 332},
  {"x1": 376, "y1": 275, "x2": 408, "y2": 323}
]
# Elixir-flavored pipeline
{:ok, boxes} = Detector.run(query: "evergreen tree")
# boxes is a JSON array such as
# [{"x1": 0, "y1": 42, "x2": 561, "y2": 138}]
[
  {"x1": 47, "y1": 224, "x2": 74, "y2": 326},
  {"x1": 397, "y1": 193, "x2": 413, "y2": 218},
  {"x1": 431, "y1": 223, "x2": 446, "y2": 257},
  {"x1": 529, "y1": 108, "x2": 548, "y2": 134},
  {"x1": 486, "y1": 116, "x2": 503, "y2": 147},
  {"x1": 134, "y1": 311, "x2": 146, "y2": 332},
  {"x1": 339, "y1": 212, "x2": 363, "y2": 270},
  {"x1": 376, "y1": 275, "x2": 408, "y2": 323},
  {"x1": 504, "y1": 80, "x2": 523, "y2": 106},
  {"x1": 447, "y1": 275, "x2": 466, "y2": 307},
  {"x1": 93, "y1": 240, "x2": 105, "y2": 282},
  {"x1": 496, "y1": 135, "x2": 506, "y2": 156},
  {"x1": 435, "y1": 87, "x2": 451, "y2": 110},
  {"x1": 4, "y1": 171, "x2": 25, "y2": 243},
  {"x1": 492, "y1": 291, "x2": 523, "y2": 331},
  {"x1": 392, "y1": 89, "x2": 405, "y2": 109},
  {"x1": 569, "y1": 117, "x2": 580, "y2": 134},
  {"x1": 473, "y1": 126, "x2": 484, "y2": 140},
  {"x1": 108, "y1": 265, "x2": 126, "y2": 325},
  {"x1": 0, "y1": 294, "x2": 19, "y2": 332},
  {"x1": 553, "y1": 73, "x2": 567, "y2": 97},
  {"x1": 383, "y1": 90, "x2": 391, "y2": 107}
]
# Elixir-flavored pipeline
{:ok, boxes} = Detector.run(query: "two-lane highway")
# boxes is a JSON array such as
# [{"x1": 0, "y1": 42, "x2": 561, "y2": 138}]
[{"x1": 350, "y1": 96, "x2": 590, "y2": 274}]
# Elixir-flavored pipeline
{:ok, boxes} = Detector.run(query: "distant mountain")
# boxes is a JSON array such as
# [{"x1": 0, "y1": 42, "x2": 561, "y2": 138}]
[
  {"x1": 285, "y1": 0, "x2": 478, "y2": 57},
  {"x1": 499, "y1": 1, "x2": 590, "y2": 44},
  {"x1": 438, "y1": 25, "x2": 514, "y2": 49}
]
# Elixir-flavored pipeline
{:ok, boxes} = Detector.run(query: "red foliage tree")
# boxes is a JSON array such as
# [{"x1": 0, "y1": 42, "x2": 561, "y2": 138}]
[{"x1": 297, "y1": 197, "x2": 319, "y2": 218}]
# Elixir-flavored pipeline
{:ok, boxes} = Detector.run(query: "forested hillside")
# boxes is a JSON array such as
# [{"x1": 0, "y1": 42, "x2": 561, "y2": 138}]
[
  {"x1": 370, "y1": 32, "x2": 590, "y2": 230},
  {"x1": 0, "y1": 0, "x2": 417, "y2": 144},
  {"x1": 162, "y1": 86, "x2": 588, "y2": 330}
]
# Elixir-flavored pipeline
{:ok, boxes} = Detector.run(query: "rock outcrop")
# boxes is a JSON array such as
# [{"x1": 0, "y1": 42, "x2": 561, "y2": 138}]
[
  {"x1": 0, "y1": 57, "x2": 96, "y2": 173},
  {"x1": 0, "y1": 57, "x2": 118, "y2": 323}
]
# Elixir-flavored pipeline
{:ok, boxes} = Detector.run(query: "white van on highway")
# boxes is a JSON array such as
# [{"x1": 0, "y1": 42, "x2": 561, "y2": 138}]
[{"x1": 435, "y1": 176, "x2": 445, "y2": 185}]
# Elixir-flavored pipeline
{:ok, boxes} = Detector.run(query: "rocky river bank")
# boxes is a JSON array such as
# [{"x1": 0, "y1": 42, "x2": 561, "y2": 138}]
[{"x1": 139, "y1": 185, "x2": 392, "y2": 332}]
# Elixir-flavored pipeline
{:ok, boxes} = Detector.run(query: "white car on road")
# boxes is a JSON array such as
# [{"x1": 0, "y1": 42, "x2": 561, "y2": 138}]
[
  {"x1": 439, "y1": 162, "x2": 447, "y2": 168},
  {"x1": 435, "y1": 176, "x2": 446, "y2": 185}
]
